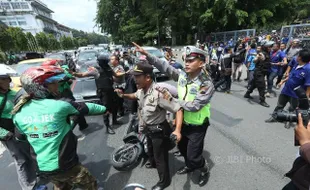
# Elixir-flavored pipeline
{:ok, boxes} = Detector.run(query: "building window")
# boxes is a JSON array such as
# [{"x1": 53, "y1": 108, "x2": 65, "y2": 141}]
[
  {"x1": 11, "y1": 2, "x2": 21, "y2": 9},
  {"x1": 1, "y1": 2, "x2": 11, "y2": 10},
  {"x1": 9, "y1": 21, "x2": 17, "y2": 26},
  {"x1": 20, "y1": 2, "x2": 29, "y2": 9},
  {"x1": 18, "y1": 21, "x2": 27, "y2": 26}
]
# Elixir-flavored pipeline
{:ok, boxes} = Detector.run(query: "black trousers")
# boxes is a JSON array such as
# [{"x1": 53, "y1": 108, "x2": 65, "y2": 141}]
[
  {"x1": 246, "y1": 74, "x2": 266, "y2": 102},
  {"x1": 273, "y1": 94, "x2": 298, "y2": 113},
  {"x1": 214, "y1": 75, "x2": 232, "y2": 92},
  {"x1": 178, "y1": 123, "x2": 208, "y2": 170},
  {"x1": 115, "y1": 87, "x2": 124, "y2": 115},
  {"x1": 282, "y1": 181, "x2": 299, "y2": 190},
  {"x1": 146, "y1": 122, "x2": 171, "y2": 187},
  {"x1": 97, "y1": 89, "x2": 117, "y2": 125}
]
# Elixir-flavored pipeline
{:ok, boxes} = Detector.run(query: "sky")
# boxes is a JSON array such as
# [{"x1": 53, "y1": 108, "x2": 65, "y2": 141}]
[{"x1": 42, "y1": 0, "x2": 100, "y2": 33}]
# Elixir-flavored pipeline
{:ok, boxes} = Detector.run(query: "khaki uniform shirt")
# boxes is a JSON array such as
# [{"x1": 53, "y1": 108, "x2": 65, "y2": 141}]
[{"x1": 135, "y1": 82, "x2": 181, "y2": 126}]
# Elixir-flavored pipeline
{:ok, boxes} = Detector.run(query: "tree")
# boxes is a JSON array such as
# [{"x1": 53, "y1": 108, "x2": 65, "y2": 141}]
[
  {"x1": 60, "y1": 36, "x2": 75, "y2": 50},
  {"x1": 35, "y1": 32, "x2": 49, "y2": 52},
  {"x1": 6, "y1": 27, "x2": 29, "y2": 51},
  {"x1": 25, "y1": 32, "x2": 38, "y2": 52},
  {"x1": 47, "y1": 34, "x2": 60, "y2": 51},
  {"x1": 96, "y1": 0, "x2": 310, "y2": 45},
  {"x1": 0, "y1": 25, "x2": 14, "y2": 53}
]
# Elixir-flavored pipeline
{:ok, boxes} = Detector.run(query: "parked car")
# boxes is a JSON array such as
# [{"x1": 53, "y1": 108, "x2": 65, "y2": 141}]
[
  {"x1": 76, "y1": 50, "x2": 98, "y2": 72},
  {"x1": 12, "y1": 58, "x2": 51, "y2": 91}
]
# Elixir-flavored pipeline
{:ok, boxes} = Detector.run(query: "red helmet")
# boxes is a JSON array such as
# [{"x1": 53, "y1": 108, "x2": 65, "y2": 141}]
[
  {"x1": 20, "y1": 66, "x2": 65, "y2": 98},
  {"x1": 41, "y1": 59, "x2": 60, "y2": 66}
]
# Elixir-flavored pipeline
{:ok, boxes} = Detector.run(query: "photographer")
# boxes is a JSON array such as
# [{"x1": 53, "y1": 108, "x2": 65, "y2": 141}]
[
  {"x1": 283, "y1": 114, "x2": 310, "y2": 190},
  {"x1": 265, "y1": 49, "x2": 310, "y2": 124}
]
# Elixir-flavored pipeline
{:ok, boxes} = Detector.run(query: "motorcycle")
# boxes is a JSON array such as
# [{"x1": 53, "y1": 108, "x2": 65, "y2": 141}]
[{"x1": 111, "y1": 114, "x2": 148, "y2": 171}]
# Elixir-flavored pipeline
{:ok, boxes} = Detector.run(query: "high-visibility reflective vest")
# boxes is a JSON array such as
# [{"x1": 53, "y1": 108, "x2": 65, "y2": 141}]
[{"x1": 177, "y1": 72, "x2": 211, "y2": 125}]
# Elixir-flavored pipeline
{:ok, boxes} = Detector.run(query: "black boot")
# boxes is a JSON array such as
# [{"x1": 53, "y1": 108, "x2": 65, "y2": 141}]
[
  {"x1": 104, "y1": 115, "x2": 115, "y2": 134},
  {"x1": 260, "y1": 101, "x2": 270, "y2": 108},
  {"x1": 244, "y1": 92, "x2": 253, "y2": 99},
  {"x1": 198, "y1": 163, "x2": 210, "y2": 187}
]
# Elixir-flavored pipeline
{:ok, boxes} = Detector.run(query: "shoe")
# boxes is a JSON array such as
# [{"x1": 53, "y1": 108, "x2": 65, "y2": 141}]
[
  {"x1": 145, "y1": 162, "x2": 156, "y2": 169},
  {"x1": 173, "y1": 151, "x2": 182, "y2": 157},
  {"x1": 79, "y1": 124, "x2": 89, "y2": 131},
  {"x1": 177, "y1": 166, "x2": 194, "y2": 175},
  {"x1": 106, "y1": 126, "x2": 115, "y2": 134},
  {"x1": 198, "y1": 171, "x2": 210, "y2": 187},
  {"x1": 265, "y1": 92, "x2": 270, "y2": 97},
  {"x1": 225, "y1": 91, "x2": 231, "y2": 94},
  {"x1": 265, "y1": 116, "x2": 277, "y2": 123},
  {"x1": 244, "y1": 93, "x2": 253, "y2": 99},
  {"x1": 260, "y1": 101, "x2": 270, "y2": 107},
  {"x1": 151, "y1": 185, "x2": 164, "y2": 190}
]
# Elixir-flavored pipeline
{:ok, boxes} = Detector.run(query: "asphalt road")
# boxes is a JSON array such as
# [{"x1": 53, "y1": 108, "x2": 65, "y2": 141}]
[{"x1": 0, "y1": 75, "x2": 298, "y2": 190}]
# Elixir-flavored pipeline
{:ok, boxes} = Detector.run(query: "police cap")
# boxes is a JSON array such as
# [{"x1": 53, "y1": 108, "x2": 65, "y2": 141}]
[
  {"x1": 185, "y1": 46, "x2": 208, "y2": 62},
  {"x1": 131, "y1": 61, "x2": 153, "y2": 76}
]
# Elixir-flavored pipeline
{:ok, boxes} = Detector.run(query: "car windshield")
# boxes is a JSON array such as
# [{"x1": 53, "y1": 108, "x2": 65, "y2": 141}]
[
  {"x1": 46, "y1": 53, "x2": 65, "y2": 60},
  {"x1": 16, "y1": 62, "x2": 44, "y2": 75},
  {"x1": 147, "y1": 49, "x2": 164, "y2": 58},
  {"x1": 78, "y1": 52, "x2": 97, "y2": 61}
]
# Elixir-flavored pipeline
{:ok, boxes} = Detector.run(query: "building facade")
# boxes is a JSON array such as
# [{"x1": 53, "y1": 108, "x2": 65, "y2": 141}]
[{"x1": 0, "y1": 0, "x2": 73, "y2": 39}]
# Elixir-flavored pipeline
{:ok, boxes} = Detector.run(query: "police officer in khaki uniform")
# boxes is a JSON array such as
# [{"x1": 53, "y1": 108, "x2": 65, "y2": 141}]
[
  {"x1": 115, "y1": 61, "x2": 183, "y2": 190},
  {"x1": 133, "y1": 43, "x2": 215, "y2": 187}
]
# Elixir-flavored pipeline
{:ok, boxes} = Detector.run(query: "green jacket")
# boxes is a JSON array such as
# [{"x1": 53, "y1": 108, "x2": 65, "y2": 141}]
[
  {"x1": 0, "y1": 90, "x2": 17, "y2": 140},
  {"x1": 13, "y1": 98, "x2": 106, "y2": 173}
]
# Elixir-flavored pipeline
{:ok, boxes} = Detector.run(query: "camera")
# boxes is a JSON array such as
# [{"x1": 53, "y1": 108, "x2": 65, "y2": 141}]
[{"x1": 273, "y1": 86, "x2": 309, "y2": 146}]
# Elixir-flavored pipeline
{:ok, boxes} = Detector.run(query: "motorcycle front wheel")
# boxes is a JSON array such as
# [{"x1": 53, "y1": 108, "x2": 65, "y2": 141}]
[{"x1": 111, "y1": 143, "x2": 142, "y2": 171}]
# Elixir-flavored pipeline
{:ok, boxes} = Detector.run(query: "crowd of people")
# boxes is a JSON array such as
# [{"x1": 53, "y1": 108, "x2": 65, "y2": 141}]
[{"x1": 1, "y1": 32, "x2": 310, "y2": 190}]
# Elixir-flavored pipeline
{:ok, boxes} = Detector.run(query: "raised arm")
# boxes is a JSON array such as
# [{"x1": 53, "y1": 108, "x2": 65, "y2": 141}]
[{"x1": 132, "y1": 42, "x2": 180, "y2": 81}]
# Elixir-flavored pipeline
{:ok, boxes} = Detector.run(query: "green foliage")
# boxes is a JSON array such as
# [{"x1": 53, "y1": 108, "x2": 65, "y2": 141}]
[
  {"x1": 35, "y1": 32, "x2": 49, "y2": 52},
  {"x1": 60, "y1": 36, "x2": 74, "y2": 50},
  {"x1": 25, "y1": 32, "x2": 38, "y2": 52},
  {"x1": 6, "y1": 27, "x2": 28, "y2": 51},
  {"x1": 0, "y1": 51, "x2": 7, "y2": 63},
  {"x1": 0, "y1": 26, "x2": 110, "y2": 53},
  {"x1": 96, "y1": 0, "x2": 310, "y2": 44},
  {"x1": 71, "y1": 29, "x2": 109, "y2": 46},
  {"x1": 0, "y1": 26, "x2": 14, "y2": 52}
]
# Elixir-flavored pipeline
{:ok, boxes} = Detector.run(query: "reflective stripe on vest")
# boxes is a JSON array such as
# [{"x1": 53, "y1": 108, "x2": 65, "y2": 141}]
[{"x1": 177, "y1": 72, "x2": 210, "y2": 125}]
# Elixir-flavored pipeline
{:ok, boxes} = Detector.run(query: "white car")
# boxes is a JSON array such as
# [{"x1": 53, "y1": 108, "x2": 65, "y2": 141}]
[{"x1": 136, "y1": 46, "x2": 167, "y2": 78}]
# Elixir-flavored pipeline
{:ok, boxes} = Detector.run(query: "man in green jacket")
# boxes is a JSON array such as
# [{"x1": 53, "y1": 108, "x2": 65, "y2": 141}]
[
  {"x1": 0, "y1": 71, "x2": 38, "y2": 190},
  {"x1": 12, "y1": 66, "x2": 106, "y2": 190}
]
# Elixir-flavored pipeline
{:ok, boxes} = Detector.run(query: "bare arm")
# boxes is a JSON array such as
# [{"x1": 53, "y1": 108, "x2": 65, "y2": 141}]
[
  {"x1": 306, "y1": 86, "x2": 310, "y2": 98},
  {"x1": 122, "y1": 93, "x2": 137, "y2": 100},
  {"x1": 174, "y1": 109, "x2": 183, "y2": 133}
]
